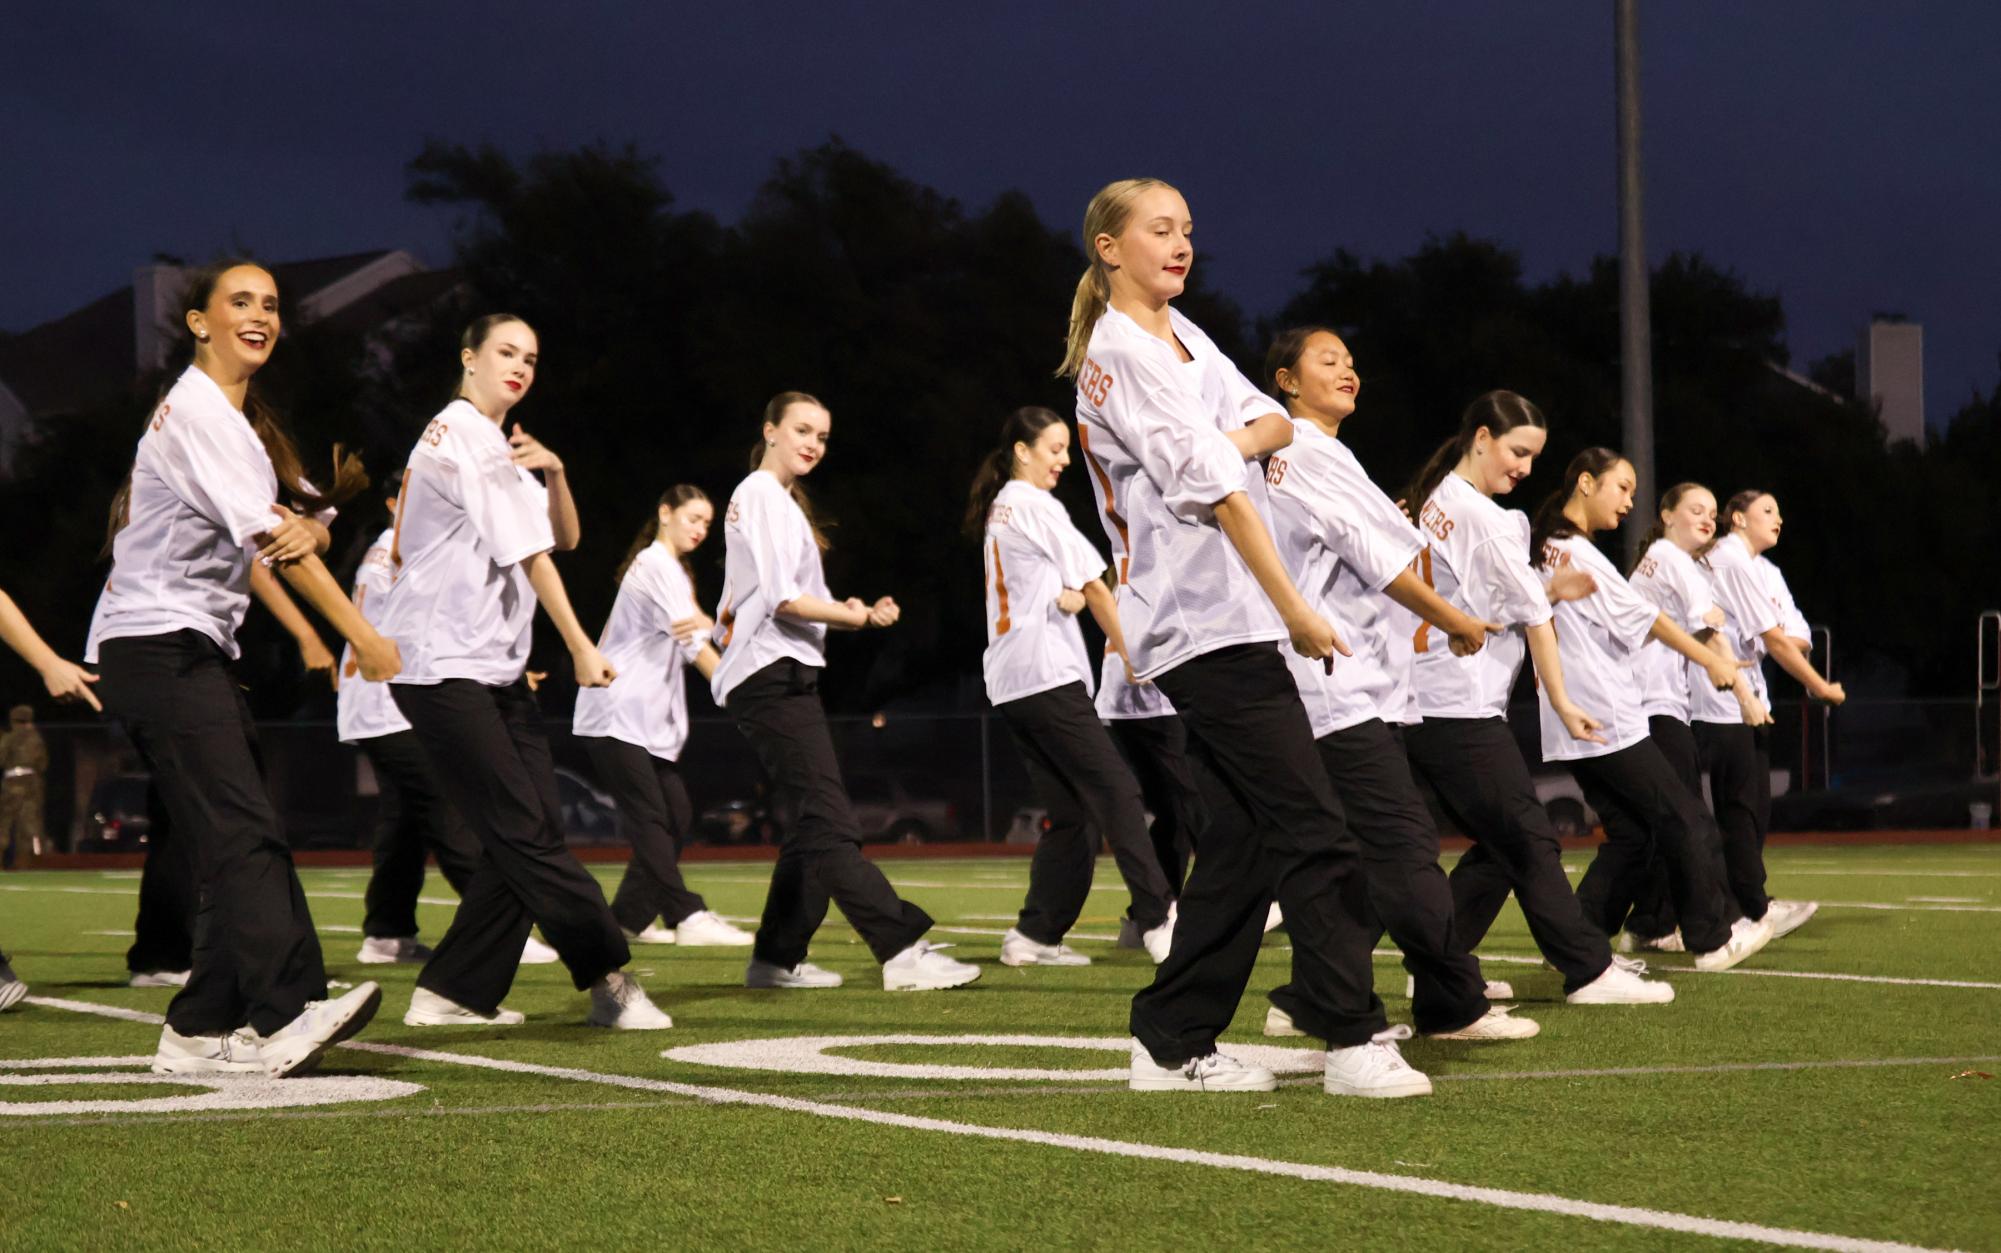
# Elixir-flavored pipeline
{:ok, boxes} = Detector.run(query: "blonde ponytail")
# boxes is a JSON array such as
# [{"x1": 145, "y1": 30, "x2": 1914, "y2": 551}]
[{"x1": 1056, "y1": 177, "x2": 1178, "y2": 379}]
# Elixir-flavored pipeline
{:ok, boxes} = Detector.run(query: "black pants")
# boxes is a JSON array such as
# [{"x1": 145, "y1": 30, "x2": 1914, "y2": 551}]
[
  {"x1": 359, "y1": 730, "x2": 484, "y2": 939},
  {"x1": 1617, "y1": 715, "x2": 1713, "y2": 939},
  {"x1": 1569, "y1": 740, "x2": 1734, "y2": 953},
  {"x1": 1107, "y1": 715, "x2": 1204, "y2": 896},
  {"x1": 127, "y1": 783, "x2": 195, "y2": 975},
  {"x1": 1001, "y1": 683, "x2": 1173, "y2": 942},
  {"x1": 727, "y1": 660, "x2": 932, "y2": 967},
  {"x1": 1131, "y1": 644, "x2": 1386, "y2": 1061},
  {"x1": 1405, "y1": 716, "x2": 1612, "y2": 993},
  {"x1": 391, "y1": 679, "x2": 629, "y2": 1014},
  {"x1": 1695, "y1": 721, "x2": 1772, "y2": 922},
  {"x1": 97, "y1": 632, "x2": 327, "y2": 1037},
  {"x1": 582, "y1": 737, "x2": 710, "y2": 932}
]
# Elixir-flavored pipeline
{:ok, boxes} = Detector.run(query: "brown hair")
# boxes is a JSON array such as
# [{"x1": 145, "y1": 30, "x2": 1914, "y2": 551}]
[
  {"x1": 963, "y1": 406, "x2": 1067, "y2": 538},
  {"x1": 1056, "y1": 178, "x2": 1180, "y2": 379},
  {"x1": 1401, "y1": 390, "x2": 1548, "y2": 526},
  {"x1": 1530, "y1": 446, "x2": 1628, "y2": 562},
  {"x1": 615, "y1": 484, "x2": 711, "y2": 587},
  {"x1": 1716, "y1": 488, "x2": 1772, "y2": 540},
  {"x1": 1628, "y1": 480, "x2": 1710, "y2": 574},
  {"x1": 1263, "y1": 324, "x2": 1342, "y2": 408},
  {"x1": 753, "y1": 391, "x2": 831, "y2": 551},
  {"x1": 103, "y1": 258, "x2": 368, "y2": 557}
]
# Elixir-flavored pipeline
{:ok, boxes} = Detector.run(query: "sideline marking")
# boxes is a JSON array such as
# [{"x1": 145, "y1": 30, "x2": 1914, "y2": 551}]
[{"x1": 660, "y1": 1034, "x2": 1323, "y2": 1082}]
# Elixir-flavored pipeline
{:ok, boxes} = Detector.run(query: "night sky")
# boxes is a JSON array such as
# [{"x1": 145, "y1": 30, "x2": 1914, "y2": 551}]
[{"x1": 8, "y1": 1, "x2": 1998, "y2": 428}]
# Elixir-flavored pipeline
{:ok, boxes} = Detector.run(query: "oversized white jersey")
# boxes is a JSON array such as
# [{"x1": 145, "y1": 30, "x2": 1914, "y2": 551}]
[
  {"x1": 1265, "y1": 420, "x2": 1426, "y2": 736},
  {"x1": 1689, "y1": 532, "x2": 1778, "y2": 724},
  {"x1": 710, "y1": 470, "x2": 831, "y2": 706},
  {"x1": 1072, "y1": 307, "x2": 1285, "y2": 679},
  {"x1": 335, "y1": 527, "x2": 409, "y2": 742},
  {"x1": 379, "y1": 400, "x2": 553, "y2": 687},
  {"x1": 1096, "y1": 646, "x2": 1175, "y2": 720},
  {"x1": 1628, "y1": 538, "x2": 1716, "y2": 723},
  {"x1": 1755, "y1": 555, "x2": 1811, "y2": 642},
  {"x1": 981, "y1": 479, "x2": 1106, "y2": 706},
  {"x1": 1534, "y1": 534, "x2": 1662, "y2": 761},
  {"x1": 1409, "y1": 472, "x2": 1550, "y2": 720},
  {"x1": 574, "y1": 544, "x2": 702, "y2": 760},
  {"x1": 87, "y1": 366, "x2": 282, "y2": 662}
]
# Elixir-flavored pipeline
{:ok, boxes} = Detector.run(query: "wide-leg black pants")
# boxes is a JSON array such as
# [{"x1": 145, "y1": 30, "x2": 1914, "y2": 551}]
[
  {"x1": 582, "y1": 736, "x2": 710, "y2": 932},
  {"x1": 358, "y1": 729, "x2": 483, "y2": 939},
  {"x1": 1569, "y1": 739, "x2": 1734, "y2": 954}
]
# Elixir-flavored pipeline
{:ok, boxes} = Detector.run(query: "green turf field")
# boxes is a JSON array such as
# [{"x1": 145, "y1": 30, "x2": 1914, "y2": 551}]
[{"x1": 3, "y1": 844, "x2": 1998, "y2": 1251}]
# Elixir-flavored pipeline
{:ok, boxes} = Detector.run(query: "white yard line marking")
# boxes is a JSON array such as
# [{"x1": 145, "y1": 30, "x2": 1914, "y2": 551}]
[
  {"x1": 0, "y1": 884, "x2": 458, "y2": 907},
  {"x1": 0, "y1": 1097, "x2": 694, "y2": 1129},
  {"x1": 1907, "y1": 896, "x2": 1982, "y2": 904},
  {"x1": 1388, "y1": 950, "x2": 2001, "y2": 990},
  {"x1": 1780, "y1": 869, "x2": 2001, "y2": 879},
  {"x1": 1818, "y1": 901, "x2": 2001, "y2": 915},
  {"x1": 22, "y1": 997, "x2": 167, "y2": 1024}
]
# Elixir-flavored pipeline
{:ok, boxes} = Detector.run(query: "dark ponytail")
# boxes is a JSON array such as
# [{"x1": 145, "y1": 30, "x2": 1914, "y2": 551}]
[
  {"x1": 963, "y1": 406, "x2": 1066, "y2": 538},
  {"x1": 1628, "y1": 481, "x2": 1708, "y2": 575},
  {"x1": 615, "y1": 484, "x2": 710, "y2": 587},
  {"x1": 1716, "y1": 489, "x2": 1771, "y2": 540},
  {"x1": 1530, "y1": 446, "x2": 1626, "y2": 565},
  {"x1": 753, "y1": 391, "x2": 831, "y2": 551},
  {"x1": 1401, "y1": 389, "x2": 1547, "y2": 525}
]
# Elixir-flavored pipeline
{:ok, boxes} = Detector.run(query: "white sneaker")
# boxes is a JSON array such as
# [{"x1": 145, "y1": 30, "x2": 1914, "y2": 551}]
[
  {"x1": 1692, "y1": 915, "x2": 1775, "y2": 972},
  {"x1": 1405, "y1": 975, "x2": 1514, "y2": 1000},
  {"x1": 1000, "y1": 928, "x2": 1092, "y2": 967},
  {"x1": 1765, "y1": 899, "x2": 1819, "y2": 940},
  {"x1": 586, "y1": 971, "x2": 673, "y2": 1029},
  {"x1": 1263, "y1": 1005, "x2": 1304, "y2": 1037},
  {"x1": 1129, "y1": 1040, "x2": 1277, "y2": 1092},
  {"x1": 357, "y1": 935, "x2": 432, "y2": 965},
  {"x1": 745, "y1": 958, "x2": 843, "y2": 989},
  {"x1": 1324, "y1": 1025, "x2": 1432, "y2": 1098},
  {"x1": 129, "y1": 969, "x2": 190, "y2": 989},
  {"x1": 151, "y1": 1025, "x2": 265, "y2": 1075},
  {"x1": 672, "y1": 910, "x2": 756, "y2": 947},
  {"x1": 1141, "y1": 903, "x2": 1177, "y2": 965},
  {"x1": 254, "y1": 982, "x2": 383, "y2": 1077},
  {"x1": 883, "y1": 940, "x2": 981, "y2": 991},
  {"x1": 1567, "y1": 955, "x2": 1676, "y2": 1004},
  {"x1": 1264, "y1": 902, "x2": 1285, "y2": 933},
  {"x1": 623, "y1": 924, "x2": 677, "y2": 944},
  {"x1": 521, "y1": 934, "x2": 561, "y2": 965},
  {"x1": 0, "y1": 962, "x2": 25, "y2": 1012},
  {"x1": 1425, "y1": 1004, "x2": 1540, "y2": 1041},
  {"x1": 403, "y1": 986, "x2": 524, "y2": 1027}
]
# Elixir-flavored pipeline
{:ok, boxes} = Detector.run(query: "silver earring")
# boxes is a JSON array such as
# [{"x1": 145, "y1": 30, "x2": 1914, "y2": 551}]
[{"x1": 196, "y1": 332, "x2": 210, "y2": 342}]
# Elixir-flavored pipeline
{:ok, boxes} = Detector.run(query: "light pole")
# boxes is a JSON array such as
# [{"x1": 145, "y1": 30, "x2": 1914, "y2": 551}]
[{"x1": 1616, "y1": 0, "x2": 1655, "y2": 564}]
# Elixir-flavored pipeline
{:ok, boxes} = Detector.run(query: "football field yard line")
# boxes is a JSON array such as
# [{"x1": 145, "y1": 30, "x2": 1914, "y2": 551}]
[
  {"x1": 1408, "y1": 951, "x2": 2001, "y2": 991},
  {"x1": 1816, "y1": 900, "x2": 2001, "y2": 914},
  {"x1": 0, "y1": 1097, "x2": 698, "y2": 1129}
]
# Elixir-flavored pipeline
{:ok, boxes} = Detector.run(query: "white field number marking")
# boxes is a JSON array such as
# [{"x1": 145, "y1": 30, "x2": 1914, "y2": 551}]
[{"x1": 0, "y1": 1055, "x2": 424, "y2": 1116}]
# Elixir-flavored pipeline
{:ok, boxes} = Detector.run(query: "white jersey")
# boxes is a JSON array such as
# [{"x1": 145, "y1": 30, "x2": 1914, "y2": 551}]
[
  {"x1": 378, "y1": 399, "x2": 553, "y2": 687},
  {"x1": 1073, "y1": 307, "x2": 1285, "y2": 679},
  {"x1": 573, "y1": 544, "x2": 702, "y2": 761},
  {"x1": 1535, "y1": 534, "x2": 1661, "y2": 761},
  {"x1": 710, "y1": 470, "x2": 830, "y2": 706},
  {"x1": 86, "y1": 366, "x2": 281, "y2": 662},
  {"x1": 1689, "y1": 532, "x2": 1778, "y2": 724},
  {"x1": 1409, "y1": 472, "x2": 1550, "y2": 720},
  {"x1": 335, "y1": 527, "x2": 410, "y2": 742},
  {"x1": 1628, "y1": 538, "x2": 1715, "y2": 723},
  {"x1": 981, "y1": 480, "x2": 1106, "y2": 706},
  {"x1": 1095, "y1": 646, "x2": 1176, "y2": 720},
  {"x1": 1265, "y1": 420, "x2": 1426, "y2": 737},
  {"x1": 1755, "y1": 555, "x2": 1811, "y2": 642}
]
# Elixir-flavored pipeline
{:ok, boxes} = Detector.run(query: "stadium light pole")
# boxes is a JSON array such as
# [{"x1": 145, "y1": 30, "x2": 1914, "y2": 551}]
[{"x1": 1616, "y1": 0, "x2": 1656, "y2": 565}]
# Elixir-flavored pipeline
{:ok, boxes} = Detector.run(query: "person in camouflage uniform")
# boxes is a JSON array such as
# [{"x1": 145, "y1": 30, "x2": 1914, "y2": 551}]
[{"x1": 0, "y1": 705, "x2": 47, "y2": 868}]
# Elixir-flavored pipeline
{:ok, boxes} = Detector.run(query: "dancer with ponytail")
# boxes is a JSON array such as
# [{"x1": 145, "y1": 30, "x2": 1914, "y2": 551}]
[
  {"x1": 1064, "y1": 179, "x2": 1424, "y2": 1097},
  {"x1": 1398, "y1": 393, "x2": 1673, "y2": 1005},
  {"x1": 87, "y1": 260, "x2": 393, "y2": 1075},
  {"x1": 381, "y1": 313, "x2": 671, "y2": 1030},
  {"x1": 713, "y1": 392, "x2": 978, "y2": 992},
  {"x1": 1529, "y1": 449, "x2": 1776, "y2": 971},
  {"x1": 966, "y1": 405, "x2": 1176, "y2": 967},
  {"x1": 575, "y1": 485, "x2": 754, "y2": 949}
]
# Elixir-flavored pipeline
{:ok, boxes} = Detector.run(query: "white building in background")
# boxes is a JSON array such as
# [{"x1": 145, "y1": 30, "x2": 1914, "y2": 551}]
[{"x1": 1858, "y1": 317, "x2": 1924, "y2": 445}]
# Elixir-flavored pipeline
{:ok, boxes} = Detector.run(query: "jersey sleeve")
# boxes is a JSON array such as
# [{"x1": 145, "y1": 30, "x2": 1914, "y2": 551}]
[
  {"x1": 441, "y1": 432, "x2": 556, "y2": 568},
  {"x1": 742, "y1": 481, "x2": 810, "y2": 607},
  {"x1": 1292, "y1": 444, "x2": 1423, "y2": 592},
  {"x1": 1592, "y1": 558, "x2": 1665, "y2": 651},
  {"x1": 1025, "y1": 497, "x2": 1108, "y2": 589},
  {"x1": 1668, "y1": 553, "x2": 1717, "y2": 631},
  {"x1": 1221, "y1": 359, "x2": 1284, "y2": 429},
  {"x1": 291, "y1": 476, "x2": 338, "y2": 528},
  {"x1": 643, "y1": 560, "x2": 705, "y2": 661},
  {"x1": 1465, "y1": 532, "x2": 1553, "y2": 628},
  {"x1": 1713, "y1": 560, "x2": 1781, "y2": 639},
  {"x1": 1098, "y1": 344, "x2": 1250, "y2": 523},
  {"x1": 163, "y1": 409, "x2": 280, "y2": 547}
]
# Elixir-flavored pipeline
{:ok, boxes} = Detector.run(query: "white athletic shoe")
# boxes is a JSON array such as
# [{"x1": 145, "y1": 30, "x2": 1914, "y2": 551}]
[
  {"x1": 1000, "y1": 928, "x2": 1092, "y2": 967},
  {"x1": 402, "y1": 986, "x2": 525, "y2": 1027},
  {"x1": 745, "y1": 958, "x2": 844, "y2": 989},
  {"x1": 623, "y1": 924, "x2": 677, "y2": 944},
  {"x1": 0, "y1": 961, "x2": 25, "y2": 1012},
  {"x1": 129, "y1": 969, "x2": 190, "y2": 989},
  {"x1": 1264, "y1": 902, "x2": 1285, "y2": 933},
  {"x1": 1129, "y1": 1040, "x2": 1278, "y2": 1092},
  {"x1": 586, "y1": 971, "x2": 673, "y2": 1029},
  {"x1": 521, "y1": 934, "x2": 561, "y2": 965},
  {"x1": 357, "y1": 935, "x2": 432, "y2": 965},
  {"x1": 1692, "y1": 915, "x2": 1776, "y2": 972},
  {"x1": 1425, "y1": 1004, "x2": 1540, "y2": 1041},
  {"x1": 1324, "y1": 1025, "x2": 1432, "y2": 1098},
  {"x1": 1264, "y1": 1005, "x2": 1304, "y2": 1037},
  {"x1": 883, "y1": 940, "x2": 981, "y2": 991},
  {"x1": 672, "y1": 911, "x2": 756, "y2": 947},
  {"x1": 1566, "y1": 955, "x2": 1676, "y2": 1004},
  {"x1": 1405, "y1": 975, "x2": 1514, "y2": 1000},
  {"x1": 151, "y1": 1026, "x2": 265, "y2": 1075},
  {"x1": 1141, "y1": 903, "x2": 1177, "y2": 965},
  {"x1": 254, "y1": 982, "x2": 383, "y2": 1077},
  {"x1": 1765, "y1": 899, "x2": 1819, "y2": 940}
]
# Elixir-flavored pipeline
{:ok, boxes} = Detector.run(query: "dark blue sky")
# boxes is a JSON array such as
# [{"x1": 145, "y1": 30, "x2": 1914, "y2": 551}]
[{"x1": 7, "y1": 1, "x2": 1997, "y2": 427}]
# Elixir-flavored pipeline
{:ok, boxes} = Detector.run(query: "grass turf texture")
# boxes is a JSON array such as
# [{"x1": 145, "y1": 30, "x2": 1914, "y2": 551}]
[{"x1": 2, "y1": 844, "x2": 1997, "y2": 1251}]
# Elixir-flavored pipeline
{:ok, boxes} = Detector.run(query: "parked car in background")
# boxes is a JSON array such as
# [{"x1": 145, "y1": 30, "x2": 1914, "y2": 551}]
[
  {"x1": 1005, "y1": 806, "x2": 1049, "y2": 845},
  {"x1": 692, "y1": 797, "x2": 782, "y2": 846},
  {"x1": 80, "y1": 773, "x2": 153, "y2": 852},
  {"x1": 848, "y1": 773, "x2": 958, "y2": 843}
]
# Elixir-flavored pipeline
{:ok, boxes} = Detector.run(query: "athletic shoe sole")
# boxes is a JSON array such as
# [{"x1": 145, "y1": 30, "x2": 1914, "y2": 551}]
[
  {"x1": 264, "y1": 984, "x2": 382, "y2": 1078},
  {"x1": 129, "y1": 972, "x2": 189, "y2": 988},
  {"x1": 1693, "y1": 923, "x2": 1775, "y2": 973},
  {"x1": 1425, "y1": 1014, "x2": 1541, "y2": 1041},
  {"x1": 1768, "y1": 901, "x2": 1819, "y2": 940},
  {"x1": 1324, "y1": 1075, "x2": 1433, "y2": 1098},
  {"x1": 1129, "y1": 1074, "x2": 1279, "y2": 1092},
  {"x1": 883, "y1": 968, "x2": 982, "y2": 992},
  {"x1": 402, "y1": 1010, "x2": 524, "y2": 1027}
]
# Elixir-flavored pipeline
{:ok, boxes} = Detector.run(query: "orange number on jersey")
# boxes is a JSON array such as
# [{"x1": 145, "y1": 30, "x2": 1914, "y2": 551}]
[
  {"x1": 1412, "y1": 547, "x2": 1436, "y2": 654},
  {"x1": 991, "y1": 540, "x2": 1013, "y2": 636}
]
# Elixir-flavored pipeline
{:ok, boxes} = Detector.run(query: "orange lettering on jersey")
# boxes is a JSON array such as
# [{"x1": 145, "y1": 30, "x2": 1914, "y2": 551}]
[
  {"x1": 991, "y1": 540, "x2": 1013, "y2": 636},
  {"x1": 1078, "y1": 358, "x2": 1114, "y2": 408},
  {"x1": 387, "y1": 464, "x2": 414, "y2": 569},
  {"x1": 420, "y1": 418, "x2": 447, "y2": 447},
  {"x1": 1418, "y1": 500, "x2": 1454, "y2": 543},
  {"x1": 726, "y1": 500, "x2": 741, "y2": 525},
  {"x1": 1635, "y1": 555, "x2": 1657, "y2": 580},
  {"x1": 150, "y1": 402, "x2": 171, "y2": 432},
  {"x1": 718, "y1": 598, "x2": 735, "y2": 648},
  {"x1": 1541, "y1": 544, "x2": 1572, "y2": 571},
  {"x1": 988, "y1": 502, "x2": 1014, "y2": 529},
  {"x1": 1265, "y1": 455, "x2": 1289, "y2": 488},
  {"x1": 1412, "y1": 547, "x2": 1436, "y2": 654},
  {"x1": 1076, "y1": 425, "x2": 1132, "y2": 584}
]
